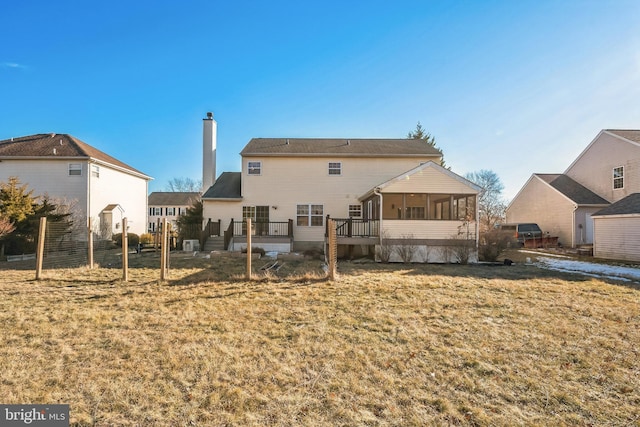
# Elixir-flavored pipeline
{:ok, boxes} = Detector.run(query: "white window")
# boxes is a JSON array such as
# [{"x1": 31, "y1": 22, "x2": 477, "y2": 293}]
[
  {"x1": 248, "y1": 161, "x2": 261, "y2": 175},
  {"x1": 328, "y1": 162, "x2": 342, "y2": 175},
  {"x1": 166, "y1": 207, "x2": 176, "y2": 216},
  {"x1": 91, "y1": 165, "x2": 100, "y2": 178},
  {"x1": 613, "y1": 166, "x2": 624, "y2": 189},
  {"x1": 297, "y1": 204, "x2": 323, "y2": 226},
  {"x1": 349, "y1": 204, "x2": 362, "y2": 218},
  {"x1": 68, "y1": 163, "x2": 82, "y2": 176},
  {"x1": 150, "y1": 207, "x2": 162, "y2": 216}
]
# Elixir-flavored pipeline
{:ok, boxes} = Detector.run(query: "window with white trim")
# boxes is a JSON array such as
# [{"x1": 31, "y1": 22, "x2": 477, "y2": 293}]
[
  {"x1": 150, "y1": 207, "x2": 162, "y2": 216},
  {"x1": 248, "y1": 161, "x2": 262, "y2": 175},
  {"x1": 166, "y1": 207, "x2": 176, "y2": 216},
  {"x1": 348, "y1": 204, "x2": 362, "y2": 218},
  {"x1": 328, "y1": 162, "x2": 342, "y2": 175},
  {"x1": 297, "y1": 204, "x2": 324, "y2": 226},
  {"x1": 91, "y1": 165, "x2": 100, "y2": 178},
  {"x1": 68, "y1": 163, "x2": 82, "y2": 176},
  {"x1": 613, "y1": 166, "x2": 624, "y2": 189}
]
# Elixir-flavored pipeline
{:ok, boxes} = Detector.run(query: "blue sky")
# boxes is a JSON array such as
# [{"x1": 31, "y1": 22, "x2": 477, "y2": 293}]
[{"x1": 2, "y1": 0, "x2": 639, "y2": 200}]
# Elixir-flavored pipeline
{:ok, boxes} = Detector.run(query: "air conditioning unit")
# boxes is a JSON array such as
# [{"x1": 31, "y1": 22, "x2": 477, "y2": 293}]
[{"x1": 183, "y1": 239, "x2": 200, "y2": 252}]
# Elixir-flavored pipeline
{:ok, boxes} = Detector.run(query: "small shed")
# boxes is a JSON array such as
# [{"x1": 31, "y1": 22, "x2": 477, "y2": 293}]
[{"x1": 592, "y1": 193, "x2": 640, "y2": 262}]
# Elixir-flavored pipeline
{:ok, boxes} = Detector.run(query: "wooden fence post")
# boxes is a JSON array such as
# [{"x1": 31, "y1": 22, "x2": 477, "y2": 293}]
[
  {"x1": 35, "y1": 217, "x2": 47, "y2": 280},
  {"x1": 88, "y1": 217, "x2": 94, "y2": 269},
  {"x1": 328, "y1": 218, "x2": 337, "y2": 280},
  {"x1": 246, "y1": 218, "x2": 252, "y2": 280},
  {"x1": 122, "y1": 218, "x2": 128, "y2": 282},
  {"x1": 160, "y1": 218, "x2": 168, "y2": 280}
]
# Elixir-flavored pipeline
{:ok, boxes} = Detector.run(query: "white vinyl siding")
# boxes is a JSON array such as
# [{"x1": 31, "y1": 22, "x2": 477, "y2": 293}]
[
  {"x1": 594, "y1": 216, "x2": 640, "y2": 262},
  {"x1": 91, "y1": 164, "x2": 100, "y2": 178}
]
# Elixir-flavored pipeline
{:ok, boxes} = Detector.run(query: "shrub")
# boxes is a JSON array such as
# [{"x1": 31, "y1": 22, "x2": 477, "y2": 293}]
[
  {"x1": 394, "y1": 234, "x2": 418, "y2": 263},
  {"x1": 478, "y1": 229, "x2": 515, "y2": 262},
  {"x1": 140, "y1": 233, "x2": 154, "y2": 245},
  {"x1": 112, "y1": 233, "x2": 140, "y2": 248},
  {"x1": 241, "y1": 246, "x2": 265, "y2": 256},
  {"x1": 376, "y1": 231, "x2": 393, "y2": 263}
]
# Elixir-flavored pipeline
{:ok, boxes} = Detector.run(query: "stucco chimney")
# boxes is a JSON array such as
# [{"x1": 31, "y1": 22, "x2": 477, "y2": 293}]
[{"x1": 202, "y1": 112, "x2": 217, "y2": 192}]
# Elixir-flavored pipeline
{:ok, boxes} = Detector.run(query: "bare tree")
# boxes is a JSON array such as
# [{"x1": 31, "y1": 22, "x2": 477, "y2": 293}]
[
  {"x1": 166, "y1": 177, "x2": 202, "y2": 192},
  {"x1": 465, "y1": 170, "x2": 507, "y2": 232}
]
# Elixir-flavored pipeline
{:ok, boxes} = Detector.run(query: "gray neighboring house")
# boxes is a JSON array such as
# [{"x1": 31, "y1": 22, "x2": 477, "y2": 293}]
[{"x1": 592, "y1": 193, "x2": 640, "y2": 262}]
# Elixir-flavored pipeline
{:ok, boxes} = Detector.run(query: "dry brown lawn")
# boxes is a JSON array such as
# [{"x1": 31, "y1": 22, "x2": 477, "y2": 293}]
[{"x1": 0, "y1": 253, "x2": 639, "y2": 426}]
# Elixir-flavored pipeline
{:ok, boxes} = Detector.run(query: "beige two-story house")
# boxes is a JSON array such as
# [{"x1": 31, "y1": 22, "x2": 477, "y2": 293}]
[
  {"x1": 201, "y1": 123, "x2": 480, "y2": 262},
  {"x1": 507, "y1": 129, "x2": 640, "y2": 261}
]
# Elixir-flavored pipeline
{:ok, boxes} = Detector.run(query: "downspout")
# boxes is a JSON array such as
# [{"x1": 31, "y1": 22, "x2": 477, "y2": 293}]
[
  {"x1": 573, "y1": 204, "x2": 578, "y2": 247},
  {"x1": 373, "y1": 187, "x2": 383, "y2": 246}
]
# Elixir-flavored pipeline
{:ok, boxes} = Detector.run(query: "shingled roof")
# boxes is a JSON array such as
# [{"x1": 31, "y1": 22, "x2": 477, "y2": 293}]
[
  {"x1": 606, "y1": 129, "x2": 640, "y2": 144},
  {"x1": 240, "y1": 138, "x2": 442, "y2": 157},
  {"x1": 593, "y1": 193, "x2": 640, "y2": 216},
  {"x1": 202, "y1": 172, "x2": 242, "y2": 200},
  {"x1": 0, "y1": 133, "x2": 150, "y2": 178},
  {"x1": 536, "y1": 174, "x2": 610, "y2": 205},
  {"x1": 148, "y1": 192, "x2": 200, "y2": 206}
]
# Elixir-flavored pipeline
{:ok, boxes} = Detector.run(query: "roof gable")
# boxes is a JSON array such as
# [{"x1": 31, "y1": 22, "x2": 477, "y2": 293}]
[
  {"x1": 0, "y1": 133, "x2": 150, "y2": 178},
  {"x1": 564, "y1": 129, "x2": 640, "y2": 174},
  {"x1": 535, "y1": 174, "x2": 609, "y2": 205},
  {"x1": 240, "y1": 138, "x2": 442, "y2": 158},
  {"x1": 370, "y1": 161, "x2": 481, "y2": 196}
]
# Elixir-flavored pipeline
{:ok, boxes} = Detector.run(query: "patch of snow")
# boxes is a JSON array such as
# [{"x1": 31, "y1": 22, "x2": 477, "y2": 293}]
[{"x1": 535, "y1": 257, "x2": 640, "y2": 282}]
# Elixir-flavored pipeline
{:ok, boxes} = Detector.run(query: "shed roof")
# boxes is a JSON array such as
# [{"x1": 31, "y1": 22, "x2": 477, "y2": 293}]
[
  {"x1": 240, "y1": 138, "x2": 442, "y2": 158},
  {"x1": 148, "y1": 192, "x2": 201, "y2": 206},
  {"x1": 593, "y1": 193, "x2": 640, "y2": 216},
  {"x1": 202, "y1": 172, "x2": 242, "y2": 200},
  {"x1": 536, "y1": 174, "x2": 610, "y2": 205},
  {"x1": 0, "y1": 133, "x2": 150, "y2": 178}
]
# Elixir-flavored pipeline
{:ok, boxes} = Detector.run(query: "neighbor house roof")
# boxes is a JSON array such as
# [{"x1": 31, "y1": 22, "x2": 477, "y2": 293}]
[
  {"x1": 202, "y1": 172, "x2": 242, "y2": 200},
  {"x1": 148, "y1": 192, "x2": 200, "y2": 206},
  {"x1": 240, "y1": 138, "x2": 442, "y2": 157},
  {"x1": 592, "y1": 193, "x2": 640, "y2": 216},
  {"x1": 0, "y1": 133, "x2": 151, "y2": 178},
  {"x1": 536, "y1": 174, "x2": 610, "y2": 205}
]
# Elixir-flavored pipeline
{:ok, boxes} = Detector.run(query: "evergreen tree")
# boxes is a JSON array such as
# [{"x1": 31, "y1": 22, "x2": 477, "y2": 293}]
[
  {"x1": 407, "y1": 122, "x2": 447, "y2": 167},
  {"x1": 176, "y1": 200, "x2": 203, "y2": 241},
  {"x1": 0, "y1": 177, "x2": 35, "y2": 223}
]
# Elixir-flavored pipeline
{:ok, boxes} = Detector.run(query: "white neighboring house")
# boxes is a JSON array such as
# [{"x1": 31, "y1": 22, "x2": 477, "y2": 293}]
[
  {"x1": 0, "y1": 133, "x2": 152, "y2": 237},
  {"x1": 199, "y1": 114, "x2": 480, "y2": 262},
  {"x1": 148, "y1": 192, "x2": 200, "y2": 232}
]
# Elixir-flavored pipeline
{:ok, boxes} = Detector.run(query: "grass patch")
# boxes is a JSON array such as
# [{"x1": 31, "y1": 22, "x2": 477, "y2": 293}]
[{"x1": 0, "y1": 255, "x2": 639, "y2": 425}]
